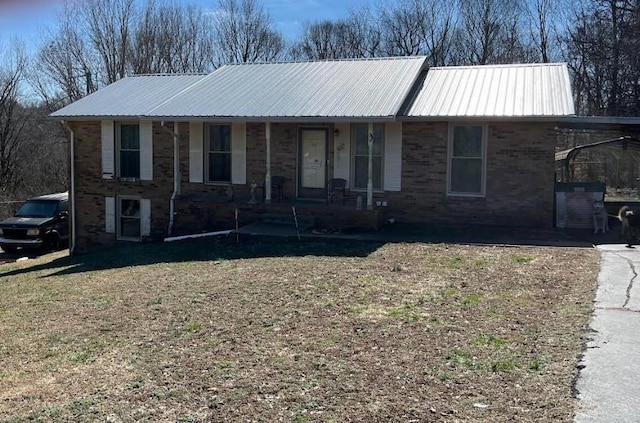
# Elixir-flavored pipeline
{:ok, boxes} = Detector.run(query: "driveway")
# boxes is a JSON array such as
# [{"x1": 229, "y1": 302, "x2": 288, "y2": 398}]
[{"x1": 575, "y1": 244, "x2": 640, "y2": 422}]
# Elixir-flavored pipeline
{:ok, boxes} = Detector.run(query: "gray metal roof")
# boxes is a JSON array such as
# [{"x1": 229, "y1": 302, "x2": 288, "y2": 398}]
[
  {"x1": 407, "y1": 63, "x2": 575, "y2": 118},
  {"x1": 51, "y1": 74, "x2": 210, "y2": 119},
  {"x1": 52, "y1": 57, "x2": 428, "y2": 120}
]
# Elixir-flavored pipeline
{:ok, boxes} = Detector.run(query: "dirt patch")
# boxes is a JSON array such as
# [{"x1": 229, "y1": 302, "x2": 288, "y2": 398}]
[{"x1": 0, "y1": 238, "x2": 599, "y2": 422}]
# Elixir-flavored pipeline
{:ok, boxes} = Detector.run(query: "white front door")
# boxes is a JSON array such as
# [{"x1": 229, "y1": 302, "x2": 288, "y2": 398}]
[{"x1": 299, "y1": 129, "x2": 327, "y2": 198}]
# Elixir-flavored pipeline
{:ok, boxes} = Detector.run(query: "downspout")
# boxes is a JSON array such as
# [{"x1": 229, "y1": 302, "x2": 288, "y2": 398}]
[
  {"x1": 265, "y1": 122, "x2": 272, "y2": 203},
  {"x1": 61, "y1": 120, "x2": 76, "y2": 254},
  {"x1": 161, "y1": 121, "x2": 180, "y2": 235}
]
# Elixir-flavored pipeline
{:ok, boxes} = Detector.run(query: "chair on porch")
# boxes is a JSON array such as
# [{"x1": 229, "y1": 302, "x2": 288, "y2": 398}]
[{"x1": 328, "y1": 178, "x2": 347, "y2": 205}]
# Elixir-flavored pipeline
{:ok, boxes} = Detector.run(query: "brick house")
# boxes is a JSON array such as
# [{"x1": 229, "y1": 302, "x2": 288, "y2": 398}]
[{"x1": 51, "y1": 57, "x2": 575, "y2": 252}]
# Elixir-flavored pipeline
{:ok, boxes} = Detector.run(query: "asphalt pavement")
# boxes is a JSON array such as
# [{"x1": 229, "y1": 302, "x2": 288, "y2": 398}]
[{"x1": 575, "y1": 244, "x2": 640, "y2": 423}]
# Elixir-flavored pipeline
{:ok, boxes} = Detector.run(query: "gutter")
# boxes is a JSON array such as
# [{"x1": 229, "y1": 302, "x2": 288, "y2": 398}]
[
  {"x1": 61, "y1": 120, "x2": 76, "y2": 254},
  {"x1": 50, "y1": 115, "x2": 402, "y2": 123}
]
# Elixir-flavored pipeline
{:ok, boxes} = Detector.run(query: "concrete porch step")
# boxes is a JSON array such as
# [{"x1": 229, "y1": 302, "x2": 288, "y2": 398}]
[{"x1": 261, "y1": 213, "x2": 316, "y2": 230}]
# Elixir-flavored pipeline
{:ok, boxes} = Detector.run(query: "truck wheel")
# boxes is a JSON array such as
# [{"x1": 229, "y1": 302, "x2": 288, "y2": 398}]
[{"x1": 44, "y1": 234, "x2": 61, "y2": 251}]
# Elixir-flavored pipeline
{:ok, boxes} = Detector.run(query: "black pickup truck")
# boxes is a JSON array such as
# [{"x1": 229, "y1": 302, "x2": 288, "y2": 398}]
[{"x1": 0, "y1": 192, "x2": 69, "y2": 253}]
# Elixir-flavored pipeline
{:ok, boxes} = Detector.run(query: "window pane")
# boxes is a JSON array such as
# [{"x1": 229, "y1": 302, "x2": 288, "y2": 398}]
[
  {"x1": 120, "y1": 151, "x2": 140, "y2": 178},
  {"x1": 121, "y1": 199, "x2": 140, "y2": 217},
  {"x1": 120, "y1": 124, "x2": 140, "y2": 150},
  {"x1": 354, "y1": 124, "x2": 383, "y2": 156},
  {"x1": 120, "y1": 199, "x2": 140, "y2": 239},
  {"x1": 354, "y1": 124, "x2": 369, "y2": 155},
  {"x1": 451, "y1": 158, "x2": 482, "y2": 193},
  {"x1": 372, "y1": 157, "x2": 382, "y2": 189},
  {"x1": 209, "y1": 152, "x2": 231, "y2": 182},
  {"x1": 354, "y1": 156, "x2": 368, "y2": 188},
  {"x1": 208, "y1": 125, "x2": 231, "y2": 152},
  {"x1": 354, "y1": 157, "x2": 382, "y2": 189},
  {"x1": 453, "y1": 126, "x2": 482, "y2": 157},
  {"x1": 121, "y1": 217, "x2": 140, "y2": 238}
]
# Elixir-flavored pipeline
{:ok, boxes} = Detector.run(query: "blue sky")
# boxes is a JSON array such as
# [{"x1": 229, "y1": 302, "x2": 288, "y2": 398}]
[{"x1": 0, "y1": 0, "x2": 373, "y2": 50}]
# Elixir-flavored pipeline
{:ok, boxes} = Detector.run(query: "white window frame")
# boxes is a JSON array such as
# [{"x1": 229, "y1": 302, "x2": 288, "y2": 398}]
[
  {"x1": 116, "y1": 122, "x2": 140, "y2": 181},
  {"x1": 351, "y1": 123, "x2": 384, "y2": 191},
  {"x1": 117, "y1": 196, "x2": 142, "y2": 241},
  {"x1": 204, "y1": 123, "x2": 232, "y2": 184},
  {"x1": 447, "y1": 124, "x2": 487, "y2": 197}
]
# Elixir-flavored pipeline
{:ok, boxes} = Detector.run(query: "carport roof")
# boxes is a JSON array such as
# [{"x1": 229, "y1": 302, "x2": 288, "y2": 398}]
[{"x1": 555, "y1": 136, "x2": 640, "y2": 163}]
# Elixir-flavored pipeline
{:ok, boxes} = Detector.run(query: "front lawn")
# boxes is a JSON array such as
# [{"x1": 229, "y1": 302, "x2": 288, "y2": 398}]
[{"x1": 0, "y1": 236, "x2": 599, "y2": 422}]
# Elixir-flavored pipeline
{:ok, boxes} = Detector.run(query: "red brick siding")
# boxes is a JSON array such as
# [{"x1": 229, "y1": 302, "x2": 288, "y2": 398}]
[
  {"x1": 384, "y1": 121, "x2": 557, "y2": 227},
  {"x1": 70, "y1": 121, "x2": 175, "y2": 251},
  {"x1": 69, "y1": 120, "x2": 556, "y2": 251}
]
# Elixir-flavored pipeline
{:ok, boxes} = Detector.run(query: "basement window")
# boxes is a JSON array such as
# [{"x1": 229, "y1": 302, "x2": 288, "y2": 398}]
[{"x1": 117, "y1": 197, "x2": 141, "y2": 241}]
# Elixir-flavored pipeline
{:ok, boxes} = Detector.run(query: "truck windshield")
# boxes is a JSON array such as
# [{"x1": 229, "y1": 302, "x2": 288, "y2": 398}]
[{"x1": 14, "y1": 200, "x2": 58, "y2": 218}]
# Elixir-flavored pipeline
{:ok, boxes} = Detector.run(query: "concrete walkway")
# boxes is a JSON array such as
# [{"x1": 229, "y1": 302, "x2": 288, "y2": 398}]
[{"x1": 575, "y1": 244, "x2": 640, "y2": 423}]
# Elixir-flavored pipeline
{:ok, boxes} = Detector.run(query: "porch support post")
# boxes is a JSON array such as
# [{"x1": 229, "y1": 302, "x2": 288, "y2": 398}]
[
  {"x1": 367, "y1": 122, "x2": 374, "y2": 210},
  {"x1": 265, "y1": 122, "x2": 272, "y2": 204}
]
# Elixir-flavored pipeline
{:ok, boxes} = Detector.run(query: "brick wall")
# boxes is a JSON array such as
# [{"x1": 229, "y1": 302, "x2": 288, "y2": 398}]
[
  {"x1": 70, "y1": 119, "x2": 557, "y2": 251},
  {"x1": 70, "y1": 121, "x2": 175, "y2": 252},
  {"x1": 383, "y1": 121, "x2": 557, "y2": 227}
]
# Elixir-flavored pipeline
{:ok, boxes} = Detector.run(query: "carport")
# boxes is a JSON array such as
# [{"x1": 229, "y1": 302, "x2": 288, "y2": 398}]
[
  {"x1": 555, "y1": 136, "x2": 640, "y2": 183},
  {"x1": 554, "y1": 133, "x2": 640, "y2": 228}
]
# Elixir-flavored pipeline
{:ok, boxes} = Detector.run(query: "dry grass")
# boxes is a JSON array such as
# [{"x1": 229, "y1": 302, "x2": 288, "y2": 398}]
[{"x1": 0, "y1": 236, "x2": 599, "y2": 422}]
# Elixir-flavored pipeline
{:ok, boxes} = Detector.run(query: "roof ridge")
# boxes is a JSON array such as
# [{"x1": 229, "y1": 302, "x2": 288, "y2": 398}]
[
  {"x1": 129, "y1": 73, "x2": 210, "y2": 78},
  {"x1": 218, "y1": 56, "x2": 427, "y2": 68},
  {"x1": 429, "y1": 62, "x2": 567, "y2": 71}
]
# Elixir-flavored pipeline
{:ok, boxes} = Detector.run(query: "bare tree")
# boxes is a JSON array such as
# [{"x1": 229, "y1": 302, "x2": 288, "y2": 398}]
[
  {"x1": 81, "y1": 0, "x2": 136, "y2": 84},
  {"x1": 420, "y1": 0, "x2": 455, "y2": 66},
  {"x1": 0, "y1": 41, "x2": 29, "y2": 196},
  {"x1": 451, "y1": 0, "x2": 531, "y2": 65},
  {"x1": 564, "y1": 0, "x2": 639, "y2": 115},
  {"x1": 34, "y1": 0, "x2": 219, "y2": 105},
  {"x1": 379, "y1": 0, "x2": 427, "y2": 56},
  {"x1": 290, "y1": 20, "x2": 355, "y2": 60},
  {"x1": 378, "y1": 0, "x2": 454, "y2": 65},
  {"x1": 129, "y1": 2, "x2": 216, "y2": 74},
  {"x1": 35, "y1": 16, "x2": 97, "y2": 105},
  {"x1": 34, "y1": 0, "x2": 132, "y2": 105},
  {"x1": 528, "y1": 0, "x2": 555, "y2": 62},
  {"x1": 289, "y1": 8, "x2": 382, "y2": 60},
  {"x1": 343, "y1": 8, "x2": 383, "y2": 58},
  {"x1": 212, "y1": 0, "x2": 285, "y2": 65}
]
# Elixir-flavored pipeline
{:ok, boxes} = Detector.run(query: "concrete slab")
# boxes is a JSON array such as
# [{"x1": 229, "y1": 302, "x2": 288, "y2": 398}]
[
  {"x1": 235, "y1": 222, "x2": 302, "y2": 237},
  {"x1": 575, "y1": 244, "x2": 640, "y2": 423}
]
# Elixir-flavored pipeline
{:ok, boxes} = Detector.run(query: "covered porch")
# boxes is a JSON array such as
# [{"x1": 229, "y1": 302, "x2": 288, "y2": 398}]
[{"x1": 172, "y1": 192, "x2": 389, "y2": 237}]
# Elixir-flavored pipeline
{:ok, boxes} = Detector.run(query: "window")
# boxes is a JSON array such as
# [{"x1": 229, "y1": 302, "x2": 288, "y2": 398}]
[
  {"x1": 118, "y1": 197, "x2": 141, "y2": 240},
  {"x1": 117, "y1": 123, "x2": 140, "y2": 179},
  {"x1": 448, "y1": 125, "x2": 486, "y2": 195},
  {"x1": 352, "y1": 123, "x2": 383, "y2": 190},
  {"x1": 206, "y1": 124, "x2": 232, "y2": 183}
]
